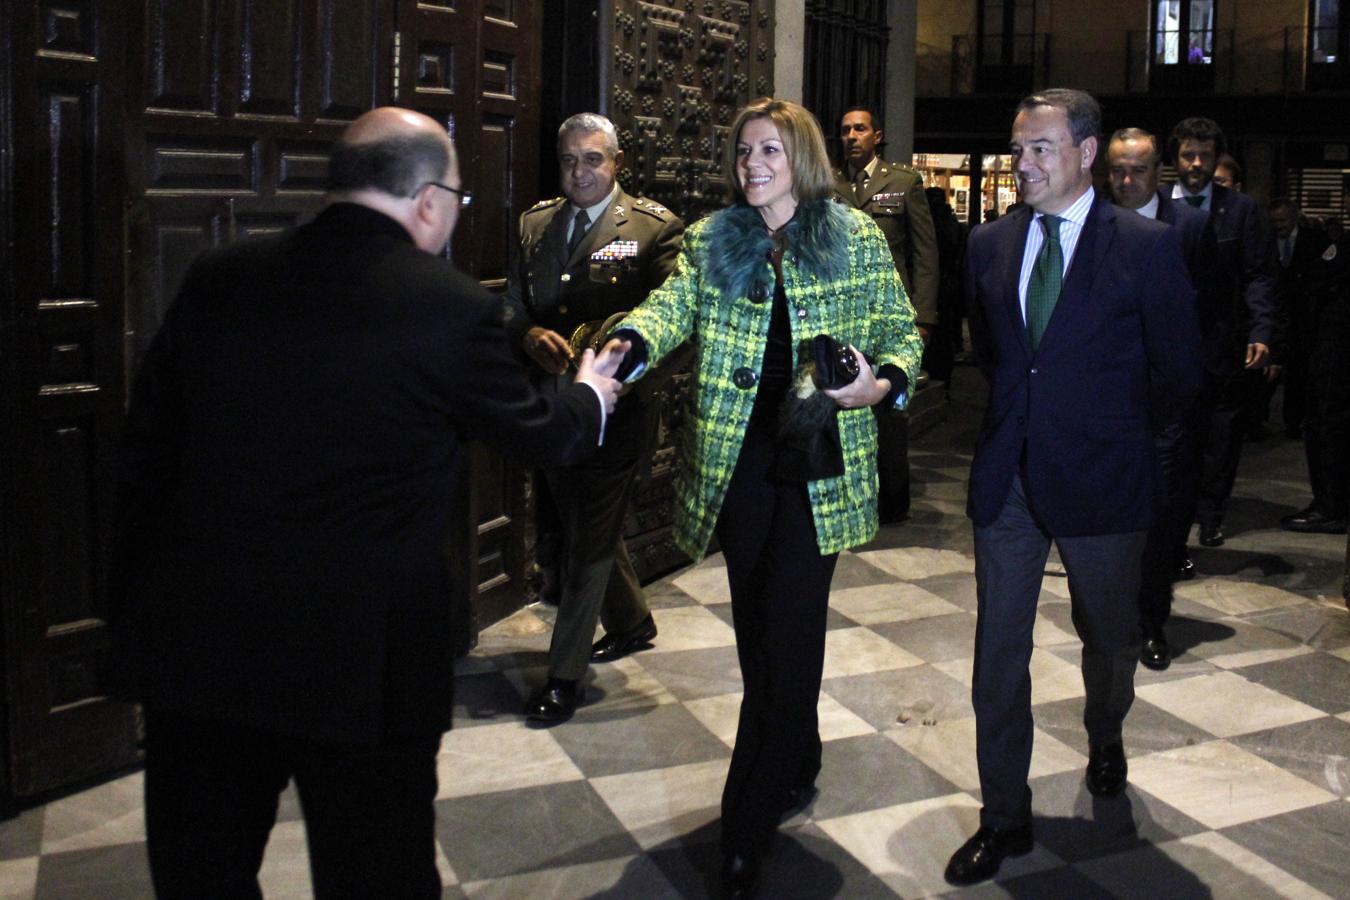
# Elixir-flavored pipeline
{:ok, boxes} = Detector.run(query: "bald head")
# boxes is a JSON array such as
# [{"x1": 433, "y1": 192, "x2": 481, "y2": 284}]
[
  {"x1": 328, "y1": 107, "x2": 456, "y2": 199},
  {"x1": 327, "y1": 106, "x2": 463, "y2": 254}
]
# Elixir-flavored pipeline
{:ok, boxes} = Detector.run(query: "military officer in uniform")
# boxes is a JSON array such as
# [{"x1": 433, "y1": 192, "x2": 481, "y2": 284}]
[
  {"x1": 504, "y1": 112, "x2": 684, "y2": 723},
  {"x1": 833, "y1": 106, "x2": 938, "y2": 522}
]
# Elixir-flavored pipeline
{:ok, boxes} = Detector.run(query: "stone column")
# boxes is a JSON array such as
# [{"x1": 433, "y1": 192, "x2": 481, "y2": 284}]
[{"x1": 774, "y1": 0, "x2": 805, "y2": 102}]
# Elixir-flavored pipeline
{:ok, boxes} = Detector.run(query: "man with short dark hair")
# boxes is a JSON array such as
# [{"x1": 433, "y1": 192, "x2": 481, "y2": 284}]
[
  {"x1": 1107, "y1": 126, "x2": 1210, "y2": 670},
  {"x1": 1169, "y1": 116, "x2": 1278, "y2": 548},
  {"x1": 832, "y1": 106, "x2": 938, "y2": 521},
  {"x1": 947, "y1": 90, "x2": 1200, "y2": 886},
  {"x1": 504, "y1": 112, "x2": 684, "y2": 724},
  {"x1": 113, "y1": 107, "x2": 626, "y2": 898}
]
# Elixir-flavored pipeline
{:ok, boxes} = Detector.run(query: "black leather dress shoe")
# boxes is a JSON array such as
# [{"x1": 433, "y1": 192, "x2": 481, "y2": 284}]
[
  {"x1": 721, "y1": 851, "x2": 759, "y2": 898},
  {"x1": 1086, "y1": 742, "x2": 1128, "y2": 797},
  {"x1": 1176, "y1": 554, "x2": 1196, "y2": 580},
  {"x1": 590, "y1": 613, "x2": 658, "y2": 662},
  {"x1": 524, "y1": 679, "x2": 582, "y2": 724},
  {"x1": 1280, "y1": 508, "x2": 1348, "y2": 534},
  {"x1": 1140, "y1": 625, "x2": 1170, "y2": 671},
  {"x1": 1198, "y1": 523, "x2": 1225, "y2": 547},
  {"x1": 943, "y1": 823, "x2": 1033, "y2": 886}
]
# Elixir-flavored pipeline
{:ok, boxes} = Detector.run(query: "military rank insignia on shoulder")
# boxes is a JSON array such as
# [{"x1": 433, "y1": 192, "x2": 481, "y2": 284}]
[
  {"x1": 633, "y1": 198, "x2": 672, "y2": 220},
  {"x1": 525, "y1": 196, "x2": 565, "y2": 215}
]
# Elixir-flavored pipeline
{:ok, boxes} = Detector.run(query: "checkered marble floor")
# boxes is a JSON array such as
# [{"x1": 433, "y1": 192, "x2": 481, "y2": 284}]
[{"x1": 3, "y1": 370, "x2": 1348, "y2": 899}]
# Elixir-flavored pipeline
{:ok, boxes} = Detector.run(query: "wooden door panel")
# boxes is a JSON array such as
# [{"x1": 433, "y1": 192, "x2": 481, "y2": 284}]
[
  {"x1": 4, "y1": 0, "x2": 139, "y2": 796},
  {"x1": 237, "y1": 0, "x2": 305, "y2": 118},
  {"x1": 144, "y1": 0, "x2": 223, "y2": 114},
  {"x1": 312, "y1": 0, "x2": 389, "y2": 120}
]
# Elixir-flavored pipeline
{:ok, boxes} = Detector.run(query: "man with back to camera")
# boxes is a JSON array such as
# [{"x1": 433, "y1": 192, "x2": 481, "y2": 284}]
[
  {"x1": 112, "y1": 107, "x2": 626, "y2": 899},
  {"x1": 946, "y1": 90, "x2": 1200, "y2": 886},
  {"x1": 503, "y1": 112, "x2": 685, "y2": 724},
  {"x1": 833, "y1": 106, "x2": 938, "y2": 522},
  {"x1": 1170, "y1": 117, "x2": 1278, "y2": 549},
  {"x1": 1107, "y1": 126, "x2": 1210, "y2": 670}
]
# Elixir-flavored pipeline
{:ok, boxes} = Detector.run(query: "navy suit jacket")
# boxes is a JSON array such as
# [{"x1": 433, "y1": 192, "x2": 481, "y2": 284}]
[
  {"x1": 1154, "y1": 190, "x2": 1210, "y2": 280},
  {"x1": 1198, "y1": 182, "x2": 1278, "y2": 363},
  {"x1": 966, "y1": 195, "x2": 1202, "y2": 536}
]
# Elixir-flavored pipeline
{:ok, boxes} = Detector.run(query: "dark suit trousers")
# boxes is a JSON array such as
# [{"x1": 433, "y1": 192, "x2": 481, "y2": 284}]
[
  {"x1": 876, "y1": 411, "x2": 911, "y2": 521},
  {"x1": 1195, "y1": 368, "x2": 1264, "y2": 528},
  {"x1": 143, "y1": 707, "x2": 441, "y2": 900},
  {"x1": 1305, "y1": 318, "x2": 1350, "y2": 516},
  {"x1": 544, "y1": 448, "x2": 651, "y2": 682},
  {"x1": 714, "y1": 425, "x2": 838, "y2": 856},
  {"x1": 1138, "y1": 420, "x2": 1195, "y2": 628},
  {"x1": 972, "y1": 476, "x2": 1146, "y2": 829}
]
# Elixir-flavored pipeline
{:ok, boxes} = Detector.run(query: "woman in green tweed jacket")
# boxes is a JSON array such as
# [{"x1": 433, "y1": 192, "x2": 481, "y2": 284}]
[{"x1": 607, "y1": 98, "x2": 923, "y2": 894}]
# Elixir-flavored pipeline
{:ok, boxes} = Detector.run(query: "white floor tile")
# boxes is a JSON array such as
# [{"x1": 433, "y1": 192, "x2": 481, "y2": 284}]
[
  {"x1": 828, "y1": 582, "x2": 963, "y2": 626},
  {"x1": 589, "y1": 759, "x2": 726, "y2": 849},
  {"x1": 853, "y1": 546, "x2": 976, "y2": 581},
  {"x1": 436, "y1": 722, "x2": 584, "y2": 799},
  {"x1": 1136, "y1": 671, "x2": 1325, "y2": 738},
  {"x1": 645, "y1": 605, "x2": 737, "y2": 652},
  {"x1": 1128, "y1": 740, "x2": 1336, "y2": 829},
  {"x1": 821, "y1": 627, "x2": 924, "y2": 679},
  {"x1": 0, "y1": 857, "x2": 38, "y2": 900},
  {"x1": 39, "y1": 771, "x2": 145, "y2": 854}
]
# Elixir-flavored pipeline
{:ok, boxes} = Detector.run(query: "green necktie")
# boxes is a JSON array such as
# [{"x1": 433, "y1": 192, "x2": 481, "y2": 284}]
[
  {"x1": 1184, "y1": 195, "x2": 1205, "y2": 208},
  {"x1": 1026, "y1": 215, "x2": 1062, "y2": 351}
]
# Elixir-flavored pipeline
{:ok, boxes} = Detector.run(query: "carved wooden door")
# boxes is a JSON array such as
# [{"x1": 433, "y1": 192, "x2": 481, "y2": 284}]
[
  {"x1": 604, "y1": 0, "x2": 775, "y2": 580},
  {"x1": 2, "y1": 0, "x2": 138, "y2": 796},
  {"x1": 1, "y1": 0, "x2": 542, "y2": 797},
  {"x1": 396, "y1": 0, "x2": 543, "y2": 629}
]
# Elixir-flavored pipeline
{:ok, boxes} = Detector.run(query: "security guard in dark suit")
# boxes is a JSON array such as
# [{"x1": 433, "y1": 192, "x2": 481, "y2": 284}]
[
  {"x1": 832, "y1": 106, "x2": 938, "y2": 522},
  {"x1": 503, "y1": 112, "x2": 684, "y2": 723}
]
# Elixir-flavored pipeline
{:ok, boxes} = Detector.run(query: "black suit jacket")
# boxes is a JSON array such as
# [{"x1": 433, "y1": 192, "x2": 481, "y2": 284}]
[
  {"x1": 966, "y1": 195, "x2": 1201, "y2": 536},
  {"x1": 113, "y1": 203, "x2": 603, "y2": 744}
]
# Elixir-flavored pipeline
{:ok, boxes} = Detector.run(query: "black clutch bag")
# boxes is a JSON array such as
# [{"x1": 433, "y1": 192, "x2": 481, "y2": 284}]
[{"x1": 811, "y1": 333, "x2": 860, "y2": 390}]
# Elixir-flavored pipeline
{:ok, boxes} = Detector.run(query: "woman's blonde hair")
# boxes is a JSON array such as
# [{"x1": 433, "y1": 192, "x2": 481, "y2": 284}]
[{"x1": 725, "y1": 98, "x2": 834, "y2": 205}]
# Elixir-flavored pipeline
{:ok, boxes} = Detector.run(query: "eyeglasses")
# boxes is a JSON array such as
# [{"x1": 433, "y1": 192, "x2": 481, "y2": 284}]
[{"x1": 421, "y1": 181, "x2": 473, "y2": 208}]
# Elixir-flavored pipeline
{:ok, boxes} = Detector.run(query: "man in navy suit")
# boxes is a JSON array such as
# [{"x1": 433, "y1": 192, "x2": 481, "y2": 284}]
[
  {"x1": 1108, "y1": 127, "x2": 1211, "y2": 671},
  {"x1": 1169, "y1": 118, "x2": 1278, "y2": 548},
  {"x1": 945, "y1": 90, "x2": 1201, "y2": 887}
]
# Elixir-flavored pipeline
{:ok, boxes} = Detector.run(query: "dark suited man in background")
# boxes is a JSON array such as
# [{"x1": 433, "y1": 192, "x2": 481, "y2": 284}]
[
  {"x1": 1282, "y1": 225, "x2": 1350, "y2": 535},
  {"x1": 1268, "y1": 197, "x2": 1330, "y2": 439},
  {"x1": 1107, "y1": 126, "x2": 1210, "y2": 671},
  {"x1": 1170, "y1": 117, "x2": 1278, "y2": 549},
  {"x1": 833, "y1": 106, "x2": 938, "y2": 521},
  {"x1": 947, "y1": 90, "x2": 1200, "y2": 886},
  {"x1": 504, "y1": 112, "x2": 684, "y2": 724},
  {"x1": 926, "y1": 184, "x2": 968, "y2": 382},
  {"x1": 113, "y1": 107, "x2": 626, "y2": 898}
]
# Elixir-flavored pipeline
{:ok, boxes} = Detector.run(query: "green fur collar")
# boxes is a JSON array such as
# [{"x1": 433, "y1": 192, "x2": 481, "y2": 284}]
[{"x1": 701, "y1": 199, "x2": 855, "y2": 301}]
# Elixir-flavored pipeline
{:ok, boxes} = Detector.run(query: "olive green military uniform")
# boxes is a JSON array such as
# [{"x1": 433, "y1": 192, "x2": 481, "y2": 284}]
[
  {"x1": 833, "y1": 160, "x2": 940, "y2": 523},
  {"x1": 503, "y1": 189, "x2": 683, "y2": 681}
]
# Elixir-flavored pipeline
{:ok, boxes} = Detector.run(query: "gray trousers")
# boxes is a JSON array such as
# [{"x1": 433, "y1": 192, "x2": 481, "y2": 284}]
[{"x1": 972, "y1": 475, "x2": 1146, "y2": 829}]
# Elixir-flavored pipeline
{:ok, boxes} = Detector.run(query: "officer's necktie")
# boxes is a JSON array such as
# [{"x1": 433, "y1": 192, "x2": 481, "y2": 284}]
[
  {"x1": 853, "y1": 167, "x2": 869, "y2": 203},
  {"x1": 1184, "y1": 195, "x2": 1205, "y2": 209},
  {"x1": 1026, "y1": 215, "x2": 1063, "y2": 351},
  {"x1": 567, "y1": 209, "x2": 590, "y2": 258}
]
